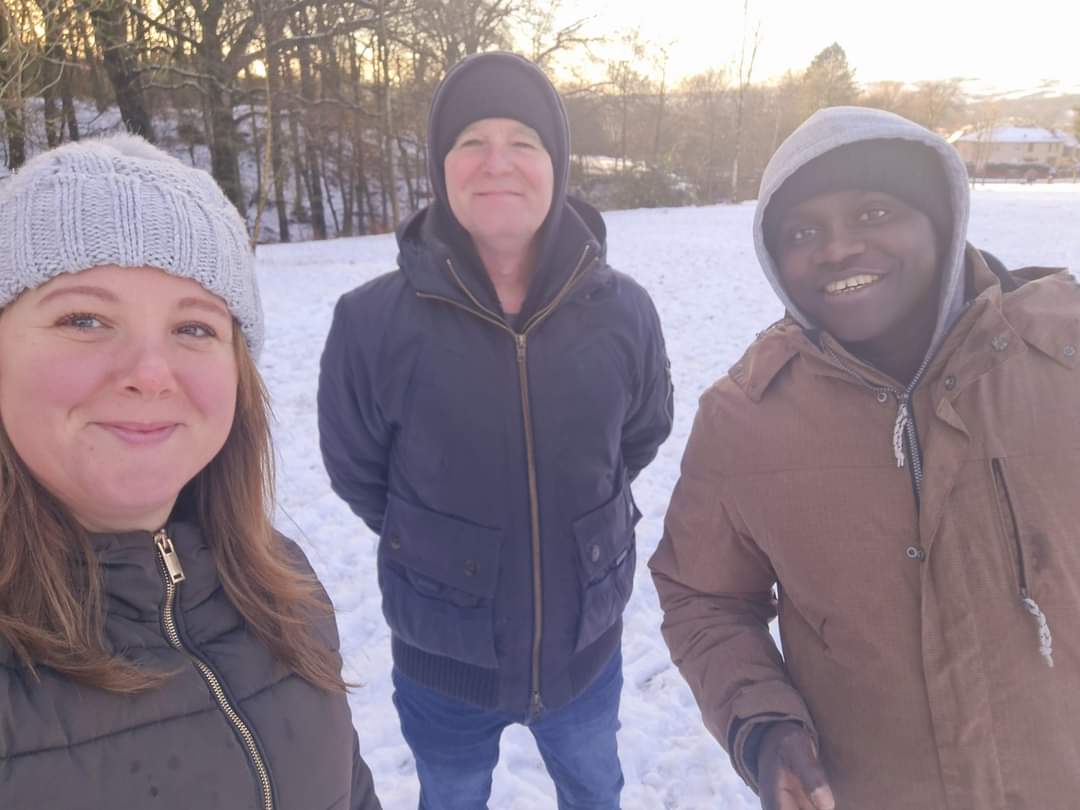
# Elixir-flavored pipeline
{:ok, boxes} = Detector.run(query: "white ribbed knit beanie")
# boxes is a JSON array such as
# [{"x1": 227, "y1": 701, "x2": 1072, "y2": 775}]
[{"x1": 0, "y1": 134, "x2": 263, "y2": 356}]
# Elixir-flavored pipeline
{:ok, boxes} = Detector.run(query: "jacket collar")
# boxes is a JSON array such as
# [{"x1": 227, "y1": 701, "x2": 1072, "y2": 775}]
[
  {"x1": 89, "y1": 520, "x2": 220, "y2": 622},
  {"x1": 395, "y1": 196, "x2": 607, "y2": 325},
  {"x1": 730, "y1": 245, "x2": 1077, "y2": 401}
]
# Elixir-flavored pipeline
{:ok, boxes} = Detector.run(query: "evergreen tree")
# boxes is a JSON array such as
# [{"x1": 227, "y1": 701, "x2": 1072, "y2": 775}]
[{"x1": 802, "y1": 42, "x2": 858, "y2": 115}]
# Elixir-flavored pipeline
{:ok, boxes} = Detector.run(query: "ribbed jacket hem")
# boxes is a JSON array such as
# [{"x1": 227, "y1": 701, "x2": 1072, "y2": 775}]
[
  {"x1": 390, "y1": 620, "x2": 622, "y2": 715},
  {"x1": 391, "y1": 637, "x2": 500, "y2": 708}
]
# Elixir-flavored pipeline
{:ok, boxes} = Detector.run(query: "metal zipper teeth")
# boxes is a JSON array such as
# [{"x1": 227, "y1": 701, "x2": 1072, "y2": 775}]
[
  {"x1": 153, "y1": 530, "x2": 274, "y2": 810},
  {"x1": 990, "y1": 459, "x2": 1030, "y2": 596},
  {"x1": 516, "y1": 333, "x2": 545, "y2": 719},
  {"x1": 417, "y1": 246, "x2": 595, "y2": 719}
]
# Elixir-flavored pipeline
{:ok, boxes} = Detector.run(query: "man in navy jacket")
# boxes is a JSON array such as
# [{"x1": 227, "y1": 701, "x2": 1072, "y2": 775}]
[{"x1": 318, "y1": 52, "x2": 672, "y2": 810}]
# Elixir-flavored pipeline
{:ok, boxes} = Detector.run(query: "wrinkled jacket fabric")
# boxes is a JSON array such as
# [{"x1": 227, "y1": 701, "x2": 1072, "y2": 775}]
[
  {"x1": 318, "y1": 197, "x2": 673, "y2": 715},
  {"x1": 0, "y1": 521, "x2": 381, "y2": 810},
  {"x1": 650, "y1": 254, "x2": 1080, "y2": 809}
]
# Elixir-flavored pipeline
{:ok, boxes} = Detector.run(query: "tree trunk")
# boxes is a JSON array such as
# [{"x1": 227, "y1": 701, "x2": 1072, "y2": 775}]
[
  {"x1": 203, "y1": 59, "x2": 244, "y2": 212},
  {"x1": 0, "y1": 10, "x2": 26, "y2": 168},
  {"x1": 295, "y1": 32, "x2": 327, "y2": 239},
  {"x1": 75, "y1": 10, "x2": 111, "y2": 113},
  {"x1": 61, "y1": 49, "x2": 80, "y2": 140},
  {"x1": 89, "y1": 0, "x2": 156, "y2": 140},
  {"x1": 377, "y1": 0, "x2": 400, "y2": 228},
  {"x1": 282, "y1": 62, "x2": 310, "y2": 225},
  {"x1": 265, "y1": 24, "x2": 290, "y2": 242}
]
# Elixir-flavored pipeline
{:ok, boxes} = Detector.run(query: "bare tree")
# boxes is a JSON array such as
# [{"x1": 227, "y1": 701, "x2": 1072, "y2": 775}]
[
  {"x1": 861, "y1": 80, "x2": 909, "y2": 116},
  {"x1": 87, "y1": 0, "x2": 155, "y2": 140},
  {"x1": 911, "y1": 78, "x2": 963, "y2": 131},
  {"x1": 514, "y1": 0, "x2": 596, "y2": 72},
  {"x1": 0, "y1": 0, "x2": 31, "y2": 168},
  {"x1": 605, "y1": 29, "x2": 649, "y2": 170},
  {"x1": 413, "y1": 0, "x2": 515, "y2": 69},
  {"x1": 729, "y1": 0, "x2": 760, "y2": 201}
]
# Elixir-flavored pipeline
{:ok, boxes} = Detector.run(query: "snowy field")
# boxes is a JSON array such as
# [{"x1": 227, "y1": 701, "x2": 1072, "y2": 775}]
[{"x1": 256, "y1": 184, "x2": 1080, "y2": 809}]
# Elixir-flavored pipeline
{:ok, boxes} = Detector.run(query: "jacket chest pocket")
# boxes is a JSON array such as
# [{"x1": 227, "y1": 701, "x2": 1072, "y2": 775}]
[
  {"x1": 378, "y1": 494, "x2": 504, "y2": 668},
  {"x1": 572, "y1": 483, "x2": 641, "y2": 652},
  {"x1": 989, "y1": 454, "x2": 1080, "y2": 609}
]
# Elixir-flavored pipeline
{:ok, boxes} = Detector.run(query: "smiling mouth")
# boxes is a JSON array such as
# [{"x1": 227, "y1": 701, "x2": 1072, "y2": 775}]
[
  {"x1": 96, "y1": 422, "x2": 179, "y2": 445},
  {"x1": 824, "y1": 274, "x2": 884, "y2": 295}
]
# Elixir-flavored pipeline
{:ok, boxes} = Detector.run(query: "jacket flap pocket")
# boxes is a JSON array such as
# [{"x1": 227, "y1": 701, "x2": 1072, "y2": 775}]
[
  {"x1": 382, "y1": 494, "x2": 503, "y2": 598},
  {"x1": 573, "y1": 486, "x2": 641, "y2": 581}
]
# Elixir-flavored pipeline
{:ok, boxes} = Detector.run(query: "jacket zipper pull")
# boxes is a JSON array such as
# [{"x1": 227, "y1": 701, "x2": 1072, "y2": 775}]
[
  {"x1": 1020, "y1": 588, "x2": 1055, "y2": 668},
  {"x1": 530, "y1": 689, "x2": 544, "y2": 720},
  {"x1": 516, "y1": 333, "x2": 527, "y2": 362},
  {"x1": 154, "y1": 529, "x2": 186, "y2": 584},
  {"x1": 892, "y1": 395, "x2": 910, "y2": 469}
]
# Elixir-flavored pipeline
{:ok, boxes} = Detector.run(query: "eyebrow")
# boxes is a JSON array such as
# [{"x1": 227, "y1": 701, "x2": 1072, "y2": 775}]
[
  {"x1": 36, "y1": 286, "x2": 230, "y2": 321},
  {"x1": 456, "y1": 123, "x2": 540, "y2": 141},
  {"x1": 178, "y1": 297, "x2": 231, "y2": 320},
  {"x1": 37, "y1": 285, "x2": 120, "y2": 306}
]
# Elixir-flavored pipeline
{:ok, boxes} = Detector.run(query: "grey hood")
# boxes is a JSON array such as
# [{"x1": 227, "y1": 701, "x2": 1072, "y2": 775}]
[{"x1": 753, "y1": 106, "x2": 971, "y2": 367}]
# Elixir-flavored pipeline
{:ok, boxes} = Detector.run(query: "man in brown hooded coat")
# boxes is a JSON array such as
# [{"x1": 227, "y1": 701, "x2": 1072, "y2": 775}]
[{"x1": 650, "y1": 106, "x2": 1080, "y2": 810}]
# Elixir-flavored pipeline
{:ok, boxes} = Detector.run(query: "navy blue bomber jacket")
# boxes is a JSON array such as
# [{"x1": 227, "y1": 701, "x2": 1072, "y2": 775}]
[{"x1": 318, "y1": 197, "x2": 673, "y2": 716}]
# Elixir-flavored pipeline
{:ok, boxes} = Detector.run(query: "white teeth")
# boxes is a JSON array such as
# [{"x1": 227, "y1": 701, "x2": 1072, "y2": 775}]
[{"x1": 825, "y1": 274, "x2": 882, "y2": 295}]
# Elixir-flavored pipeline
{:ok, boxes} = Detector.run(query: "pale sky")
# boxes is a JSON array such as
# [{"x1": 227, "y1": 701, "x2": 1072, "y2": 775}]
[{"x1": 568, "y1": 0, "x2": 1079, "y2": 92}]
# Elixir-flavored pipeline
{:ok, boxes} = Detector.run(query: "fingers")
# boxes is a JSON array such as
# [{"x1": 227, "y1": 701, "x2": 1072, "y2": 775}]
[
  {"x1": 784, "y1": 748, "x2": 835, "y2": 810},
  {"x1": 773, "y1": 768, "x2": 824, "y2": 810},
  {"x1": 757, "y1": 723, "x2": 835, "y2": 810}
]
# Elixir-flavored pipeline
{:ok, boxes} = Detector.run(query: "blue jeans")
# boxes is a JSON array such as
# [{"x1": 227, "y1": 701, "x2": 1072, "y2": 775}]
[{"x1": 392, "y1": 649, "x2": 624, "y2": 810}]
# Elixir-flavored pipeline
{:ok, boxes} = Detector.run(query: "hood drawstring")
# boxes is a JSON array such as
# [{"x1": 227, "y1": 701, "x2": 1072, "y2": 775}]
[
  {"x1": 1022, "y1": 595, "x2": 1055, "y2": 668},
  {"x1": 892, "y1": 400, "x2": 911, "y2": 469}
]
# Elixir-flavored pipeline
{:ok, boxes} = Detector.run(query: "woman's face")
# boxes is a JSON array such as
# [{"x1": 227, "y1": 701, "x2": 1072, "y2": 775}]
[{"x1": 0, "y1": 265, "x2": 239, "y2": 532}]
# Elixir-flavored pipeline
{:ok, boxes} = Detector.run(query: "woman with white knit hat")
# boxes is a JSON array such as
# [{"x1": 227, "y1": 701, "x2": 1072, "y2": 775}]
[{"x1": 0, "y1": 135, "x2": 381, "y2": 810}]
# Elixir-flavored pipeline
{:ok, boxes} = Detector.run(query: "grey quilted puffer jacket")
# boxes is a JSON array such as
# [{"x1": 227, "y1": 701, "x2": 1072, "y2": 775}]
[{"x1": 0, "y1": 520, "x2": 381, "y2": 810}]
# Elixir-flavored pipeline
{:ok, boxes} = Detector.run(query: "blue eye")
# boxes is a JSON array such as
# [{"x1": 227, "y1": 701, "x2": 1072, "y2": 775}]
[
  {"x1": 177, "y1": 322, "x2": 216, "y2": 338},
  {"x1": 57, "y1": 312, "x2": 105, "y2": 330}
]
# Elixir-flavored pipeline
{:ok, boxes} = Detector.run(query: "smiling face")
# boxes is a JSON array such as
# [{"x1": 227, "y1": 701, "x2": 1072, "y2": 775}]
[
  {"x1": 444, "y1": 117, "x2": 555, "y2": 256},
  {"x1": 773, "y1": 189, "x2": 942, "y2": 365},
  {"x1": 0, "y1": 265, "x2": 239, "y2": 532}
]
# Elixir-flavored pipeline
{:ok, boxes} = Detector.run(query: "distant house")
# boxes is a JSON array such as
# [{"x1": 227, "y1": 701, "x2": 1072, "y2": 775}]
[{"x1": 950, "y1": 126, "x2": 1074, "y2": 174}]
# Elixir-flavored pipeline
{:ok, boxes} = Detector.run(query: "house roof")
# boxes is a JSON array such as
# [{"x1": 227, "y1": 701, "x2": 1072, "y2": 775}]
[{"x1": 952, "y1": 126, "x2": 1067, "y2": 144}]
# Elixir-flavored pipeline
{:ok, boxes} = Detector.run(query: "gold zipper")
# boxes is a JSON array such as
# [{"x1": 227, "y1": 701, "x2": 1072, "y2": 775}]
[
  {"x1": 416, "y1": 247, "x2": 596, "y2": 720},
  {"x1": 515, "y1": 333, "x2": 545, "y2": 719},
  {"x1": 153, "y1": 530, "x2": 274, "y2": 810}
]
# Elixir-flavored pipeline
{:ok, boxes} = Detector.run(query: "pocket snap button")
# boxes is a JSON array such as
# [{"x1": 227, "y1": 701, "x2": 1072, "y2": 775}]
[
  {"x1": 463, "y1": 559, "x2": 478, "y2": 577},
  {"x1": 944, "y1": 375, "x2": 957, "y2": 390},
  {"x1": 390, "y1": 536, "x2": 402, "y2": 550},
  {"x1": 590, "y1": 544, "x2": 601, "y2": 563},
  {"x1": 905, "y1": 545, "x2": 926, "y2": 561},
  {"x1": 1064, "y1": 344, "x2": 1076, "y2": 358}
]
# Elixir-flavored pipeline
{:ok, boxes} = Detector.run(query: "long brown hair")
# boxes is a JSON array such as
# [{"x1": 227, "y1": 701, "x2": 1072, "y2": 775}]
[{"x1": 0, "y1": 333, "x2": 348, "y2": 694}]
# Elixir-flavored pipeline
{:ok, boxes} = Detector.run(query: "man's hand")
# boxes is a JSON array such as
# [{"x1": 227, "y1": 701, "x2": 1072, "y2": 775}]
[{"x1": 757, "y1": 722, "x2": 836, "y2": 810}]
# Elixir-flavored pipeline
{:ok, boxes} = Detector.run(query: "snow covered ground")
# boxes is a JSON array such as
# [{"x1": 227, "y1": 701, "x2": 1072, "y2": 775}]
[{"x1": 256, "y1": 184, "x2": 1080, "y2": 809}]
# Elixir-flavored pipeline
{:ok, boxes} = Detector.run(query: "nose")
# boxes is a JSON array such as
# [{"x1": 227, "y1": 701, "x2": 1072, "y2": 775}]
[
  {"x1": 816, "y1": 225, "x2": 866, "y2": 267},
  {"x1": 119, "y1": 341, "x2": 177, "y2": 398},
  {"x1": 480, "y1": 143, "x2": 513, "y2": 174}
]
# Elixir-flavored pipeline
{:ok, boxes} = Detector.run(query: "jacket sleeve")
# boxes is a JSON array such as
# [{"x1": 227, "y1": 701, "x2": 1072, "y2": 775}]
[
  {"x1": 647, "y1": 389, "x2": 816, "y2": 791},
  {"x1": 318, "y1": 293, "x2": 392, "y2": 535},
  {"x1": 621, "y1": 287, "x2": 674, "y2": 480},
  {"x1": 349, "y1": 730, "x2": 383, "y2": 810}
]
